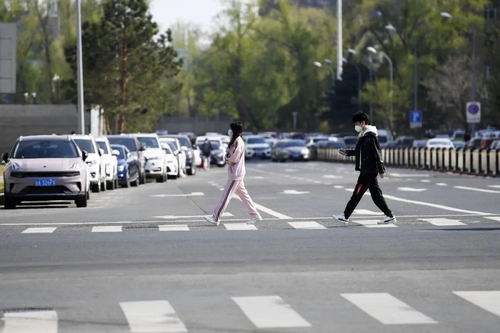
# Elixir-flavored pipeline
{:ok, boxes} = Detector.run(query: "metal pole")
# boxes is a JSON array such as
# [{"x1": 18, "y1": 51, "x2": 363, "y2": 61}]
[
  {"x1": 383, "y1": 53, "x2": 394, "y2": 134},
  {"x1": 471, "y1": 29, "x2": 477, "y2": 136},
  {"x1": 413, "y1": 40, "x2": 418, "y2": 112},
  {"x1": 369, "y1": 67, "x2": 373, "y2": 123},
  {"x1": 76, "y1": 0, "x2": 85, "y2": 134},
  {"x1": 336, "y1": 0, "x2": 343, "y2": 81}
]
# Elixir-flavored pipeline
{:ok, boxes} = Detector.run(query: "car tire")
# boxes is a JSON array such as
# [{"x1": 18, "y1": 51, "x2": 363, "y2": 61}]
[
  {"x1": 107, "y1": 180, "x2": 114, "y2": 190},
  {"x1": 187, "y1": 164, "x2": 196, "y2": 176},
  {"x1": 131, "y1": 176, "x2": 139, "y2": 187},
  {"x1": 157, "y1": 173, "x2": 167, "y2": 183},
  {"x1": 92, "y1": 183, "x2": 100, "y2": 193},
  {"x1": 75, "y1": 194, "x2": 88, "y2": 208},
  {"x1": 4, "y1": 195, "x2": 17, "y2": 210},
  {"x1": 100, "y1": 180, "x2": 106, "y2": 191}
]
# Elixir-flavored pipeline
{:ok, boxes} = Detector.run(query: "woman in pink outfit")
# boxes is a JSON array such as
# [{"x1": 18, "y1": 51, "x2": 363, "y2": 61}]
[{"x1": 205, "y1": 122, "x2": 262, "y2": 226}]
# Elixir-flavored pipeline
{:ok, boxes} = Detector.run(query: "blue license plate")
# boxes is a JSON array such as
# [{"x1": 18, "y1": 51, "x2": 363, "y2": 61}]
[{"x1": 35, "y1": 179, "x2": 56, "y2": 187}]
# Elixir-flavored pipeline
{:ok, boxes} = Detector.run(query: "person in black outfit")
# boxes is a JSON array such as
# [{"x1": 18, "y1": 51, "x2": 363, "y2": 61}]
[
  {"x1": 333, "y1": 112, "x2": 396, "y2": 225},
  {"x1": 201, "y1": 138, "x2": 213, "y2": 170}
]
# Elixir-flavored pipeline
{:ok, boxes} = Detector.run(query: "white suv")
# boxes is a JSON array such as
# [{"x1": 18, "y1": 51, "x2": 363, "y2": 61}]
[
  {"x1": 95, "y1": 137, "x2": 119, "y2": 190},
  {"x1": 244, "y1": 135, "x2": 271, "y2": 159},
  {"x1": 136, "y1": 133, "x2": 168, "y2": 183},
  {"x1": 72, "y1": 134, "x2": 107, "y2": 192}
]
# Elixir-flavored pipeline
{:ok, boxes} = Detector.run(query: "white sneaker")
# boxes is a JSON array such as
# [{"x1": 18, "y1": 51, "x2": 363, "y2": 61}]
[
  {"x1": 333, "y1": 214, "x2": 349, "y2": 225},
  {"x1": 246, "y1": 215, "x2": 263, "y2": 225},
  {"x1": 204, "y1": 215, "x2": 220, "y2": 226},
  {"x1": 378, "y1": 215, "x2": 396, "y2": 225}
]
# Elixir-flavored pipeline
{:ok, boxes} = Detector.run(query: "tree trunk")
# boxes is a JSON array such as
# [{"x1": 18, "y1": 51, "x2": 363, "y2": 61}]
[{"x1": 35, "y1": 2, "x2": 56, "y2": 103}]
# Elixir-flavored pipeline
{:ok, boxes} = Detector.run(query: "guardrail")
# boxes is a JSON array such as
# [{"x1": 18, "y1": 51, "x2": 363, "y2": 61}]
[{"x1": 310, "y1": 147, "x2": 500, "y2": 177}]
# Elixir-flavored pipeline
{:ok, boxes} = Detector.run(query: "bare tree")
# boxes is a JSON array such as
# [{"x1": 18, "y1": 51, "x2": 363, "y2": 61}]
[{"x1": 422, "y1": 55, "x2": 487, "y2": 130}]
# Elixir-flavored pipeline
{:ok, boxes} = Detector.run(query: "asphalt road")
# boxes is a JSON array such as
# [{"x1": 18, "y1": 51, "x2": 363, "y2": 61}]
[{"x1": 0, "y1": 160, "x2": 499, "y2": 333}]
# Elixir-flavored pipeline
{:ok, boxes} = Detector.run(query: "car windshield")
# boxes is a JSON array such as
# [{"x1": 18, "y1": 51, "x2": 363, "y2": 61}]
[
  {"x1": 247, "y1": 138, "x2": 266, "y2": 144},
  {"x1": 277, "y1": 140, "x2": 306, "y2": 148},
  {"x1": 166, "y1": 142, "x2": 177, "y2": 151},
  {"x1": 96, "y1": 141, "x2": 109, "y2": 154},
  {"x1": 73, "y1": 139, "x2": 95, "y2": 153},
  {"x1": 108, "y1": 138, "x2": 137, "y2": 152},
  {"x1": 111, "y1": 145, "x2": 126, "y2": 159},
  {"x1": 210, "y1": 141, "x2": 221, "y2": 150},
  {"x1": 176, "y1": 136, "x2": 191, "y2": 148},
  {"x1": 13, "y1": 140, "x2": 79, "y2": 159},
  {"x1": 138, "y1": 137, "x2": 160, "y2": 149}
]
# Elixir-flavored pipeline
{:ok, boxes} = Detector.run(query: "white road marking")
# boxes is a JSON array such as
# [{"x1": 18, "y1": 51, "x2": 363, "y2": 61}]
[
  {"x1": 390, "y1": 173, "x2": 430, "y2": 178},
  {"x1": 383, "y1": 194, "x2": 492, "y2": 215},
  {"x1": 353, "y1": 209, "x2": 384, "y2": 215},
  {"x1": 397, "y1": 187, "x2": 427, "y2": 192},
  {"x1": 156, "y1": 212, "x2": 234, "y2": 219},
  {"x1": 288, "y1": 221, "x2": 326, "y2": 229},
  {"x1": 436, "y1": 183, "x2": 447, "y2": 186},
  {"x1": 235, "y1": 196, "x2": 292, "y2": 219},
  {"x1": 120, "y1": 300, "x2": 187, "y2": 333},
  {"x1": 485, "y1": 216, "x2": 500, "y2": 222},
  {"x1": 282, "y1": 190, "x2": 310, "y2": 195},
  {"x1": 421, "y1": 179, "x2": 431, "y2": 183},
  {"x1": 224, "y1": 223, "x2": 257, "y2": 230},
  {"x1": 22, "y1": 227, "x2": 57, "y2": 234},
  {"x1": 159, "y1": 225, "x2": 190, "y2": 231},
  {"x1": 314, "y1": 181, "x2": 321, "y2": 184},
  {"x1": 151, "y1": 192, "x2": 204, "y2": 197},
  {"x1": 232, "y1": 296, "x2": 311, "y2": 329},
  {"x1": 418, "y1": 218, "x2": 466, "y2": 226},
  {"x1": 246, "y1": 176, "x2": 264, "y2": 179},
  {"x1": 323, "y1": 175, "x2": 342, "y2": 179},
  {"x1": 352, "y1": 219, "x2": 397, "y2": 228},
  {"x1": 341, "y1": 293, "x2": 437, "y2": 325},
  {"x1": 284, "y1": 169, "x2": 298, "y2": 172},
  {"x1": 91, "y1": 226, "x2": 122, "y2": 232},
  {"x1": 488, "y1": 185, "x2": 500, "y2": 189},
  {"x1": 453, "y1": 291, "x2": 500, "y2": 317},
  {"x1": 1, "y1": 309, "x2": 58, "y2": 333},
  {"x1": 334, "y1": 185, "x2": 344, "y2": 189},
  {"x1": 455, "y1": 186, "x2": 500, "y2": 194}
]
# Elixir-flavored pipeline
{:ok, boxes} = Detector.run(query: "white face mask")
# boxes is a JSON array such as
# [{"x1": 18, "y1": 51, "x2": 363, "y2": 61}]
[
  {"x1": 228, "y1": 129, "x2": 233, "y2": 136},
  {"x1": 355, "y1": 125, "x2": 363, "y2": 133}
]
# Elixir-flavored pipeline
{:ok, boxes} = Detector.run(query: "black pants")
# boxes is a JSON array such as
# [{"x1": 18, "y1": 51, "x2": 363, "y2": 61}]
[{"x1": 344, "y1": 173, "x2": 393, "y2": 219}]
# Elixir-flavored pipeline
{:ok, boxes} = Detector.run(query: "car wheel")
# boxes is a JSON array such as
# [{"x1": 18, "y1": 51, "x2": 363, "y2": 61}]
[
  {"x1": 107, "y1": 180, "x2": 114, "y2": 190},
  {"x1": 157, "y1": 173, "x2": 167, "y2": 183},
  {"x1": 100, "y1": 180, "x2": 106, "y2": 191},
  {"x1": 131, "y1": 175, "x2": 139, "y2": 187},
  {"x1": 92, "y1": 182, "x2": 100, "y2": 193},
  {"x1": 75, "y1": 194, "x2": 88, "y2": 208},
  {"x1": 4, "y1": 195, "x2": 17, "y2": 210}
]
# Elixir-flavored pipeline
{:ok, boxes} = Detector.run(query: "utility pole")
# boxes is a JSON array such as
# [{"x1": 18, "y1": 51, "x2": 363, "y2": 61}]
[{"x1": 76, "y1": 0, "x2": 85, "y2": 134}]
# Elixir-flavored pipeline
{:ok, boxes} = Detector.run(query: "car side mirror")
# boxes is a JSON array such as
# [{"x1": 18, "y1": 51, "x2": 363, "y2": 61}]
[
  {"x1": 98, "y1": 148, "x2": 104, "y2": 156},
  {"x1": 139, "y1": 146, "x2": 147, "y2": 152},
  {"x1": 112, "y1": 149, "x2": 120, "y2": 157},
  {"x1": 1, "y1": 152, "x2": 9, "y2": 163},
  {"x1": 82, "y1": 150, "x2": 88, "y2": 161},
  {"x1": 192, "y1": 144, "x2": 197, "y2": 149}
]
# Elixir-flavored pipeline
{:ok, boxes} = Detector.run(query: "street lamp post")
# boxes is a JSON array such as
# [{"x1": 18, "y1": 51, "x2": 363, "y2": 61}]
[
  {"x1": 441, "y1": 11, "x2": 478, "y2": 135},
  {"x1": 53, "y1": 74, "x2": 60, "y2": 103},
  {"x1": 367, "y1": 46, "x2": 393, "y2": 132},
  {"x1": 76, "y1": 0, "x2": 85, "y2": 134},
  {"x1": 342, "y1": 57, "x2": 362, "y2": 110},
  {"x1": 314, "y1": 61, "x2": 335, "y2": 88}
]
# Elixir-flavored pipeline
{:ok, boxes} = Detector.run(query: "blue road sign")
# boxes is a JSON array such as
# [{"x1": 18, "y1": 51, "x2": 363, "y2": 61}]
[{"x1": 409, "y1": 110, "x2": 422, "y2": 129}]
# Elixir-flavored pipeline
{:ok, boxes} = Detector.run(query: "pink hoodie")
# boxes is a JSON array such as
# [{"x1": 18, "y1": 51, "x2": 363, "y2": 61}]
[{"x1": 226, "y1": 136, "x2": 246, "y2": 180}]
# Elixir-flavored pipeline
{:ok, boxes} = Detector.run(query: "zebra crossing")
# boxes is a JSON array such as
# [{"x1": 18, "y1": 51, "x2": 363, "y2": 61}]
[{"x1": 1, "y1": 291, "x2": 499, "y2": 332}]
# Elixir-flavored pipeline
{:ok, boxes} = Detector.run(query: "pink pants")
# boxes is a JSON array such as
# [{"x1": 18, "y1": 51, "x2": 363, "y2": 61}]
[{"x1": 213, "y1": 179, "x2": 259, "y2": 221}]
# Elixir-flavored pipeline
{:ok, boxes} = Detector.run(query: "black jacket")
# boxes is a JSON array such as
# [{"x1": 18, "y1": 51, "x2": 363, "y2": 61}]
[{"x1": 346, "y1": 130, "x2": 386, "y2": 174}]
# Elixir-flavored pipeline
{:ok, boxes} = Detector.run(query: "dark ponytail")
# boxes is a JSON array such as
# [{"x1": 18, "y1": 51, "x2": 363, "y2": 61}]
[{"x1": 228, "y1": 121, "x2": 243, "y2": 149}]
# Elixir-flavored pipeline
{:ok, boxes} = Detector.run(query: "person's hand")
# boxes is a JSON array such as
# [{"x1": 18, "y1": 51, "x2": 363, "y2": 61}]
[
  {"x1": 379, "y1": 173, "x2": 386, "y2": 179},
  {"x1": 339, "y1": 148, "x2": 347, "y2": 156},
  {"x1": 228, "y1": 161, "x2": 235, "y2": 166}
]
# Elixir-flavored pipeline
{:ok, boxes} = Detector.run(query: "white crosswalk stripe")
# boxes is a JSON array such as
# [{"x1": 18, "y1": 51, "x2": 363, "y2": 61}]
[
  {"x1": 91, "y1": 226, "x2": 122, "y2": 232},
  {"x1": 232, "y1": 296, "x2": 312, "y2": 329},
  {"x1": 352, "y1": 219, "x2": 397, "y2": 228},
  {"x1": 288, "y1": 221, "x2": 326, "y2": 229},
  {"x1": 159, "y1": 225, "x2": 190, "y2": 231},
  {"x1": 341, "y1": 293, "x2": 437, "y2": 324},
  {"x1": 0, "y1": 309, "x2": 58, "y2": 333},
  {"x1": 22, "y1": 227, "x2": 57, "y2": 234},
  {"x1": 120, "y1": 300, "x2": 188, "y2": 333},
  {"x1": 453, "y1": 291, "x2": 500, "y2": 317},
  {"x1": 418, "y1": 218, "x2": 466, "y2": 226},
  {"x1": 224, "y1": 223, "x2": 257, "y2": 230}
]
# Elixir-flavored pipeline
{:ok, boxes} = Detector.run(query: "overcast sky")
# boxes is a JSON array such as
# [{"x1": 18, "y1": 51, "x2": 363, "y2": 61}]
[{"x1": 149, "y1": 0, "x2": 225, "y2": 33}]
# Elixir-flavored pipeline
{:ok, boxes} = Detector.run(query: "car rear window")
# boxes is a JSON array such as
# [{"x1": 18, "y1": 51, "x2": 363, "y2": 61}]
[
  {"x1": 108, "y1": 138, "x2": 137, "y2": 152},
  {"x1": 96, "y1": 141, "x2": 109, "y2": 154},
  {"x1": 247, "y1": 138, "x2": 266, "y2": 144},
  {"x1": 13, "y1": 140, "x2": 79, "y2": 159}
]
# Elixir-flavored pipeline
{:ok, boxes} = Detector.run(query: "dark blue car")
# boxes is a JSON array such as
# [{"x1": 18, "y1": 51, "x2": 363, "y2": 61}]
[{"x1": 111, "y1": 144, "x2": 139, "y2": 188}]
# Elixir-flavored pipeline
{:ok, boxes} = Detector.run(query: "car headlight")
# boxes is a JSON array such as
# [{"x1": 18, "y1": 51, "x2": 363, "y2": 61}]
[
  {"x1": 86, "y1": 160, "x2": 98, "y2": 166},
  {"x1": 118, "y1": 165, "x2": 125, "y2": 171},
  {"x1": 301, "y1": 149, "x2": 309, "y2": 155},
  {"x1": 10, "y1": 162, "x2": 21, "y2": 170}
]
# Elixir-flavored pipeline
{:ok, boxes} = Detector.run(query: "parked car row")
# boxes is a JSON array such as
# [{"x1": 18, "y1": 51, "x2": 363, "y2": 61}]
[{"x1": 1, "y1": 132, "x2": 203, "y2": 210}]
